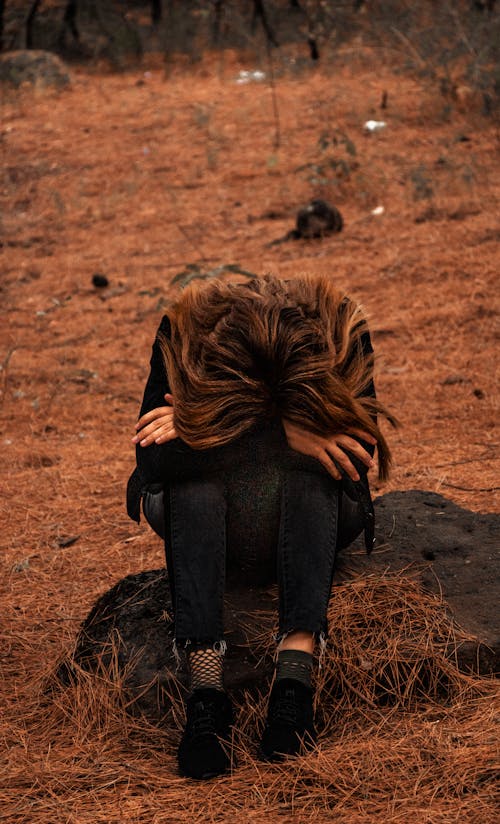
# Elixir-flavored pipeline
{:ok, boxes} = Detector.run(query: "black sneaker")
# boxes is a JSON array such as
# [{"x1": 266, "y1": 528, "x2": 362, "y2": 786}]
[
  {"x1": 178, "y1": 688, "x2": 234, "y2": 780},
  {"x1": 259, "y1": 678, "x2": 317, "y2": 762}
]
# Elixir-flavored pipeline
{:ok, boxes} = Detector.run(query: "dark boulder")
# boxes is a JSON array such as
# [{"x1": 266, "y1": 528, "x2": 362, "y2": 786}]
[
  {"x1": 338, "y1": 490, "x2": 499, "y2": 675},
  {"x1": 58, "y1": 490, "x2": 498, "y2": 723},
  {"x1": 57, "y1": 570, "x2": 275, "y2": 722}
]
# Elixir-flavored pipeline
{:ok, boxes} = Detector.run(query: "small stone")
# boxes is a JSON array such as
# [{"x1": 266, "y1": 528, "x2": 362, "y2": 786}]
[{"x1": 92, "y1": 273, "x2": 109, "y2": 288}]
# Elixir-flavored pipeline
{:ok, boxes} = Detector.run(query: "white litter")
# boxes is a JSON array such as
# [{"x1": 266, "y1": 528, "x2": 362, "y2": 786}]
[
  {"x1": 364, "y1": 120, "x2": 387, "y2": 132},
  {"x1": 371, "y1": 205, "x2": 385, "y2": 215},
  {"x1": 235, "y1": 70, "x2": 266, "y2": 85}
]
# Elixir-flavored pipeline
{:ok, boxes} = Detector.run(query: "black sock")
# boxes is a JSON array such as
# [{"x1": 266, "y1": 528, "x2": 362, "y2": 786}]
[{"x1": 275, "y1": 649, "x2": 313, "y2": 689}]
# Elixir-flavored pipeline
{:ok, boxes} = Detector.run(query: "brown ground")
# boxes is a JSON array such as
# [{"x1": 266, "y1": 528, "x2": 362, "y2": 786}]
[{"x1": 1, "y1": 50, "x2": 499, "y2": 822}]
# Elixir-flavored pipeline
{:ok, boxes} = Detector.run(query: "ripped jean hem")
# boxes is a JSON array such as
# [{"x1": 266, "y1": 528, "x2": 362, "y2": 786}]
[
  {"x1": 274, "y1": 629, "x2": 328, "y2": 645},
  {"x1": 274, "y1": 630, "x2": 328, "y2": 668},
  {"x1": 172, "y1": 638, "x2": 228, "y2": 654}
]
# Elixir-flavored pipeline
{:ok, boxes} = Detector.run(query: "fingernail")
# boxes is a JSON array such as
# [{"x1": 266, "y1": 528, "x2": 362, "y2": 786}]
[
  {"x1": 140, "y1": 439, "x2": 148, "y2": 446},
  {"x1": 369, "y1": 459, "x2": 375, "y2": 466},
  {"x1": 131, "y1": 436, "x2": 138, "y2": 443}
]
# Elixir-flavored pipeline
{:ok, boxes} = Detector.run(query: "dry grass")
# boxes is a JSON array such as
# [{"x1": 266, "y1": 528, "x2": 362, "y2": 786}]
[
  {"x1": 1, "y1": 42, "x2": 499, "y2": 824},
  {"x1": 1, "y1": 573, "x2": 499, "y2": 823}
]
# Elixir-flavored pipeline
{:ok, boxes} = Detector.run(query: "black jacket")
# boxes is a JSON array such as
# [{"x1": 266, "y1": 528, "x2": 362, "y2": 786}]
[{"x1": 127, "y1": 313, "x2": 377, "y2": 552}]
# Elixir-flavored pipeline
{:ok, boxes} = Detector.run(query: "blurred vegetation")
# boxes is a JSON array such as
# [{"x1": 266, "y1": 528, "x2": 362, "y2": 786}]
[{"x1": 1, "y1": 1, "x2": 499, "y2": 112}]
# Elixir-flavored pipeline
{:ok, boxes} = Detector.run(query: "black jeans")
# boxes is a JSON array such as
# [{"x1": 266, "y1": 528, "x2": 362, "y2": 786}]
[{"x1": 143, "y1": 426, "x2": 366, "y2": 648}]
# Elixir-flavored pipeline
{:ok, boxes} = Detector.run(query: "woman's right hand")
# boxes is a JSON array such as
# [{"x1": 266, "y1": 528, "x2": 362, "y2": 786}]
[
  {"x1": 131, "y1": 394, "x2": 178, "y2": 447},
  {"x1": 282, "y1": 418, "x2": 376, "y2": 482}
]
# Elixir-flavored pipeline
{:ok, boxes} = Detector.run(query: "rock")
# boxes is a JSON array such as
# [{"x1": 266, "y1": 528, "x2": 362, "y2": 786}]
[
  {"x1": 0, "y1": 51, "x2": 70, "y2": 89},
  {"x1": 269, "y1": 200, "x2": 343, "y2": 246},
  {"x1": 92, "y1": 273, "x2": 109, "y2": 288},
  {"x1": 58, "y1": 570, "x2": 274, "y2": 722},
  {"x1": 296, "y1": 199, "x2": 343, "y2": 238},
  {"x1": 338, "y1": 490, "x2": 499, "y2": 675},
  {"x1": 58, "y1": 490, "x2": 498, "y2": 723}
]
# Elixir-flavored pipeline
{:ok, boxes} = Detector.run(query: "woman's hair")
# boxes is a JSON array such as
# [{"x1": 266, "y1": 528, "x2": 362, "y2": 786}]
[{"x1": 160, "y1": 274, "x2": 396, "y2": 480}]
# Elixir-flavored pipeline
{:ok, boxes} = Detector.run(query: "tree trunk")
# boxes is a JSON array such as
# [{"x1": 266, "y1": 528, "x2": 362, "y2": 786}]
[{"x1": 26, "y1": 0, "x2": 42, "y2": 49}]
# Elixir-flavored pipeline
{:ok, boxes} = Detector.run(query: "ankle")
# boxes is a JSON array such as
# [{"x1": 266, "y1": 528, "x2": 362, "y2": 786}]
[
  {"x1": 278, "y1": 631, "x2": 314, "y2": 654},
  {"x1": 275, "y1": 649, "x2": 313, "y2": 689},
  {"x1": 187, "y1": 643, "x2": 225, "y2": 692}
]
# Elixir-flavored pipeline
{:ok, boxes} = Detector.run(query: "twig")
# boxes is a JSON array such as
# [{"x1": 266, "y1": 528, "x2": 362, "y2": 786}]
[
  {"x1": 434, "y1": 453, "x2": 497, "y2": 469},
  {"x1": 0, "y1": 345, "x2": 17, "y2": 406},
  {"x1": 176, "y1": 224, "x2": 208, "y2": 262},
  {"x1": 446, "y1": 1, "x2": 477, "y2": 58},
  {"x1": 390, "y1": 26, "x2": 427, "y2": 70},
  {"x1": 339, "y1": 671, "x2": 377, "y2": 709},
  {"x1": 266, "y1": 41, "x2": 281, "y2": 150},
  {"x1": 440, "y1": 482, "x2": 499, "y2": 493}
]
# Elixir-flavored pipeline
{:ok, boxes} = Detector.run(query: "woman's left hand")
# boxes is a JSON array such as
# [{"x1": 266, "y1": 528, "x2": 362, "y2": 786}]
[
  {"x1": 131, "y1": 394, "x2": 178, "y2": 447},
  {"x1": 282, "y1": 419, "x2": 376, "y2": 482}
]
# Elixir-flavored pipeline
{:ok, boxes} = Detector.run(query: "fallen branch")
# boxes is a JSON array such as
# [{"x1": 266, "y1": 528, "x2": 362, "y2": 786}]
[{"x1": 440, "y1": 482, "x2": 500, "y2": 493}]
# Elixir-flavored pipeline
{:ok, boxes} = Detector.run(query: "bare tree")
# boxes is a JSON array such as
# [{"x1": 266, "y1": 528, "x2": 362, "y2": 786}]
[
  {"x1": 26, "y1": 0, "x2": 42, "y2": 48},
  {"x1": 0, "y1": 0, "x2": 4, "y2": 51}
]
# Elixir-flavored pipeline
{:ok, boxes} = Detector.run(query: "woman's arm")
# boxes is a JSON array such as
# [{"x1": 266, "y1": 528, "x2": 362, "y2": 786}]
[
  {"x1": 283, "y1": 318, "x2": 378, "y2": 482},
  {"x1": 132, "y1": 394, "x2": 177, "y2": 446},
  {"x1": 132, "y1": 316, "x2": 232, "y2": 484},
  {"x1": 132, "y1": 315, "x2": 186, "y2": 484}
]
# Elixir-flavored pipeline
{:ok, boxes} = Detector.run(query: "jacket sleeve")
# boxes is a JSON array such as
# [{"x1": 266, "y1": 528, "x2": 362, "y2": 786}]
[
  {"x1": 138, "y1": 315, "x2": 172, "y2": 418},
  {"x1": 133, "y1": 315, "x2": 232, "y2": 487},
  {"x1": 126, "y1": 315, "x2": 171, "y2": 521}
]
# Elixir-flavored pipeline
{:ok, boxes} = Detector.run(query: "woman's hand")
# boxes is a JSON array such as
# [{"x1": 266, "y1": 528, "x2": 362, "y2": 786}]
[
  {"x1": 282, "y1": 419, "x2": 376, "y2": 482},
  {"x1": 131, "y1": 394, "x2": 178, "y2": 447}
]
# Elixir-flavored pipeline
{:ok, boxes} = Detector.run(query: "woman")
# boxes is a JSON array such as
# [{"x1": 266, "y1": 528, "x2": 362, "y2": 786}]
[{"x1": 127, "y1": 274, "x2": 394, "y2": 780}]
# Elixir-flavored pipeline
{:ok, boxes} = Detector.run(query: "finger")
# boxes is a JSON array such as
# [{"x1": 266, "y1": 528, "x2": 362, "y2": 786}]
[
  {"x1": 152, "y1": 421, "x2": 177, "y2": 440},
  {"x1": 132, "y1": 415, "x2": 173, "y2": 444},
  {"x1": 132, "y1": 424, "x2": 161, "y2": 445},
  {"x1": 136, "y1": 411, "x2": 174, "y2": 436},
  {"x1": 134, "y1": 406, "x2": 172, "y2": 430},
  {"x1": 347, "y1": 427, "x2": 377, "y2": 446},
  {"x1": 317, "y1": 450, "x2": 342, "y2": 481},
  {"x1": 138, "y1": 428, "x2": 165, "y2": 447},
  {"x1": 155, "y1": 427, "x2": 178, "y2": 444},
  {"x1": 334, "y1": 436, "x2": 375, "y2": 468},
  {"x1": 164, "y1": 393, "x2": 174, "y2": 406},
  {"x1": 326, "y1": 445, "x2": 360, "y2": 482}
]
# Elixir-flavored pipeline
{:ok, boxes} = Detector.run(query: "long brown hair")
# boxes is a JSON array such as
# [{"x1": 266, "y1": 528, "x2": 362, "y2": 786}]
[{"x1": 160, "y1": 274, "x2": 396, "y2": 480}]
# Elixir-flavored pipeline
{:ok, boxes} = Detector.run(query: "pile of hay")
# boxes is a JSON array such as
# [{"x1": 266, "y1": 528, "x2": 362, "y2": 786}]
[{"x1": 1, "y1": 574, "x2": 498, "y2": 823}]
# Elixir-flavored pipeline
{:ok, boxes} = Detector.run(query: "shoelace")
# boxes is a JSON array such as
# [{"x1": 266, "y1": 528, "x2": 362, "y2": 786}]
[
  {"x1": 189, "y1": 700, "x2": 219, "y2": 738},
  {"x1": 270, "y1": 689, "x2": 300, "y2": 726}
]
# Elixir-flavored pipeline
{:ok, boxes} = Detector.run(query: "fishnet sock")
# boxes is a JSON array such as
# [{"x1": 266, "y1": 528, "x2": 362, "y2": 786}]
[{"x1": 188, "y1": 646, "x2": 224, "y2": 692}]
